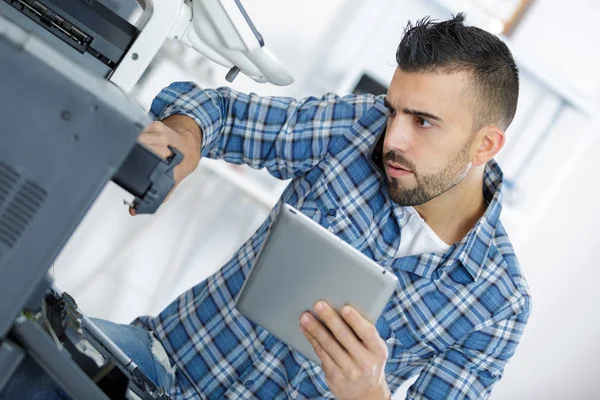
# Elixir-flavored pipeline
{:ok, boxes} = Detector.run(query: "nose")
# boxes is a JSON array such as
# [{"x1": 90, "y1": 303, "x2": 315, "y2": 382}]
[{"x1": 385, "y1": 116, "x2": 411, "y2": 153}]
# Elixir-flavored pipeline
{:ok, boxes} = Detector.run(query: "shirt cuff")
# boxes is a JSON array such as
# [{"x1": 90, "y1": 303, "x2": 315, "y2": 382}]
[{"x1": 150, "y1": 85, "x2": 224, "y2": 158}]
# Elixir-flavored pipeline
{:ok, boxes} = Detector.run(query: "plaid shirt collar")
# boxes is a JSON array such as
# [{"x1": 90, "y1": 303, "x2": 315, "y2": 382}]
[{"x1": 368, "y1": 99, "x2": 505, "y2": 282}]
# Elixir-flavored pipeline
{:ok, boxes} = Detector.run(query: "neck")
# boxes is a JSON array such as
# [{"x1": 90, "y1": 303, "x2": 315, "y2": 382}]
[{"x1": 413, "y1": 165, "x2": 487, "y2": 245}]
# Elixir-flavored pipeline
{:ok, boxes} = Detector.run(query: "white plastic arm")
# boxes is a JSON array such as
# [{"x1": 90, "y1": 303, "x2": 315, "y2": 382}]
[{"x1": 174, "y1": 0, "x2": 294, "y2": 86}]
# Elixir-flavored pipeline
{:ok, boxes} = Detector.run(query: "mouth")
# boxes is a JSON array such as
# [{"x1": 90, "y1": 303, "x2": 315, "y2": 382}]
[{"x1": 385, "y1": 162, "x2": 413, "y2": 178}]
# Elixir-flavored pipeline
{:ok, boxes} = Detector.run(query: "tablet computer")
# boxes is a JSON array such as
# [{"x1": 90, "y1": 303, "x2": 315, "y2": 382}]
[{"x1": 234, "y1": 203, "x2": 398, "y2": 365}]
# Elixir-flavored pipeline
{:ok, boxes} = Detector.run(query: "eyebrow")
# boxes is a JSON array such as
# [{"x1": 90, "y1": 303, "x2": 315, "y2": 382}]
[{"x1": 383, "y1": 97, "x2": 443, "y2": 123}]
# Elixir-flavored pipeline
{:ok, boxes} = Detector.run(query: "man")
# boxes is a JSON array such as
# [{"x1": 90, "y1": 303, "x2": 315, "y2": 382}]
[{"x1": 3, "y1": 13, "x2": 531, "y2": 400}]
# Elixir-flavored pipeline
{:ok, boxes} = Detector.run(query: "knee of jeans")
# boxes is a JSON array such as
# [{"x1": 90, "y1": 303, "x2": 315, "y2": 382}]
[{"x1": 150, "y1": 335, "x2": 176, "y2": 391}]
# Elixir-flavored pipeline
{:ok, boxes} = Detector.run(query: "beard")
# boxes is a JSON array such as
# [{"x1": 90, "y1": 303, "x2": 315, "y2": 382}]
[{"x1": 385, "y1": 141, "x2": 473, "y2": 207}]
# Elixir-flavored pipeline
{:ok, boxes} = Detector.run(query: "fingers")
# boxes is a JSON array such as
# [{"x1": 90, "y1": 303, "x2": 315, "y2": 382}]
[
  {"x1": 127, "y1": 120, "x2": 195, "y2": 217},
  {"x1": 141, "y1": 121, "x2": 169, "y2": 135},
  {"x1": 300, "y1": 302, "x2": 391, "y2": 398},
  {"x1": 340, "y1": 305, "x2": 387, "y2": 358},
  {"x1": 300, "y1": 312, "x2": 355, "y2": 371},
  {"x1": 299, "y1": 322, "x2": 338, "y2": 372},
  {"x1": 312, "y1": 301, "x2": 369, "y2": 363},
  {"x1": 138, "y1": 122, "x2": 173, "y2": 159}
]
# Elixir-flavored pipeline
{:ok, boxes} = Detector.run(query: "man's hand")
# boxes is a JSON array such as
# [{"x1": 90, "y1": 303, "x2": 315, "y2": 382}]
[
  {"x1": 300, "y1": 301, "x2": 391, "y2": 400},
  {"x1": 130, "y1": 115, "x2": 202, "y2": 215}
]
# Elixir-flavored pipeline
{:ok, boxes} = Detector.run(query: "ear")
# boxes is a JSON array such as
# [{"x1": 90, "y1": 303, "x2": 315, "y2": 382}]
[{"x1": 471, "y1": 125, "x2": 505, "y2": 167}]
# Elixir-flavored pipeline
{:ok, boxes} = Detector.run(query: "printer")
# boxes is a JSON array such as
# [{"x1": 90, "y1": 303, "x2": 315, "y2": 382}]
[{"x1": 0, "y1": 0, "x2": 293, "y2": 398}]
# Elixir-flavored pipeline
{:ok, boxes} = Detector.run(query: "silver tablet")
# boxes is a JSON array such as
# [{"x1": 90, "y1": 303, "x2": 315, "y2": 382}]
[{"x1": 234, "y1": 203, "x2": 398, "y2": 365}]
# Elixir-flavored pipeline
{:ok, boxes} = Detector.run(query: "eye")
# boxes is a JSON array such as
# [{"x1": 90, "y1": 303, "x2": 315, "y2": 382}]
[{"x1": 415, "y1": 117, "x2": 433, "y2": 128}]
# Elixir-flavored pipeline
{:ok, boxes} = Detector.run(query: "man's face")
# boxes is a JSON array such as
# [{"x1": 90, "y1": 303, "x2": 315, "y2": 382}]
[{"x1": 382, "y1": 68, "x2": 478, "y2": 206}]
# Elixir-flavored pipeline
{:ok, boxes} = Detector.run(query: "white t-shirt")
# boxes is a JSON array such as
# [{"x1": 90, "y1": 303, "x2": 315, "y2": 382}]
[{"x1": 396, "y1": 207, "x2": 450, "y2": 258}]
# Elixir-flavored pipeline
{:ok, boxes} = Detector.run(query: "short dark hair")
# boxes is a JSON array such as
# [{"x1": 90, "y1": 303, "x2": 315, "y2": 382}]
[{"x1": 396, "y1": 13, "x2": 519, "y2": 131}]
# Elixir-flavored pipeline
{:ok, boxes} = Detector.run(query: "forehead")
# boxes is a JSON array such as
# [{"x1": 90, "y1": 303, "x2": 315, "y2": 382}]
[{"x1": 387, "y1": 68, "x2": 473, "y2": 124}]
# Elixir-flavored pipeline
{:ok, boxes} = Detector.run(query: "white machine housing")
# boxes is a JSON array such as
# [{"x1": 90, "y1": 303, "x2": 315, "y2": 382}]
[{"x1": 110, "y1": 0, "x2": 294, "y2": 93}]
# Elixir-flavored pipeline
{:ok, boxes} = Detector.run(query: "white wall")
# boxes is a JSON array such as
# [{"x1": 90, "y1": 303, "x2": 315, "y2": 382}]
[
  {"x1": 483, "y1": 1, "x2": 600, "y2": 398},
  {"x1": 492, "y1": 120, "x2": 600, "y2": 400},
  {"x1": 510, "y1": 0, "x2": 600, "y2": 102}
]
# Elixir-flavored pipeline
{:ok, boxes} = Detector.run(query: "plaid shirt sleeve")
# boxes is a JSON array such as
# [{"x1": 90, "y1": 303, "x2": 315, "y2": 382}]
[
  {"x1": 405, "y1": 310, "x2": 530, "y2": 400},
  {"x1": 149, "y1": 82, "x2": 371, "y2": 179}
]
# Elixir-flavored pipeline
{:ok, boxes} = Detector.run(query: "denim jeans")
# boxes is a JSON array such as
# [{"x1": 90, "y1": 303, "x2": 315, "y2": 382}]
[{"x1": 0, "y1": 318, "x2": 174, "y2": 399}]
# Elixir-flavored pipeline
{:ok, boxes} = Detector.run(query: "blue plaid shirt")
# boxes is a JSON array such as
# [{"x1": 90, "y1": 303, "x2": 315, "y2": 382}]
[{"x1": 134, "y1": 82, "x2": 532, "y2": 400}]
